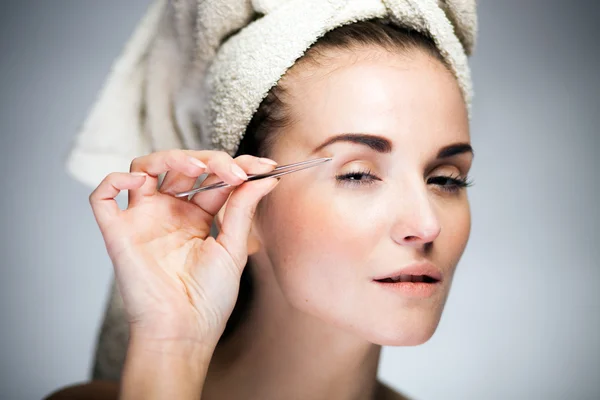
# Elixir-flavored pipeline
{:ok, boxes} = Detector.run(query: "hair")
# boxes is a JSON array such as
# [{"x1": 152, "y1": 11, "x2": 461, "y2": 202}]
[{"x1": 219, "y1": 18, "x2": 446, "y2": 345}]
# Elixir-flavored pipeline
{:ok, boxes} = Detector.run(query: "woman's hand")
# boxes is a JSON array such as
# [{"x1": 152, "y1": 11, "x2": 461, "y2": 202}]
[{"x1": 89, "y1": 149, "x2": 279, "y2": 347}]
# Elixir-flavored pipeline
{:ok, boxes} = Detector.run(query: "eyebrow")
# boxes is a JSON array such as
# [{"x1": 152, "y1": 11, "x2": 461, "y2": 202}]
[
  {"x1": 311, "y1": 133, "x2": 393, "y2": 154},
  {"x1": 311, "y1": 133, "x2": 473, "y2": 159},
  {"x1": 437, "y1": 143, "x2": 474, "y2": 159}
]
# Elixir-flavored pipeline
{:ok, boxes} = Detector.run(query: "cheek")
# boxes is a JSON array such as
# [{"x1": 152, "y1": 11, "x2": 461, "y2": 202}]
[
  {"x1": 437, "y1": 197, "x2": 471, "y2": 274},
  {"x1": 259, "y1": 184, "x2": 385, "y2": 317}
]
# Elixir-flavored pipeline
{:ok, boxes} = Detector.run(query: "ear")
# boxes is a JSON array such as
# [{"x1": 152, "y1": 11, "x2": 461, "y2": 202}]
[{"x1": 216, "y1": 197, "x2": 263, "y2": 256}]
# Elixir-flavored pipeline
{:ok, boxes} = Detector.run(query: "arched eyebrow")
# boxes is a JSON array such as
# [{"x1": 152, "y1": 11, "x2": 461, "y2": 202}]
[
  {"x1": 311, "y1": 133, "x2": 393, "y2": 154},
  {"x1": 437, "y1": 143, "x2": 474, "y2": 159},
  {"x1": 311, "y1": 133, "x2": 473, "y2": 159}
]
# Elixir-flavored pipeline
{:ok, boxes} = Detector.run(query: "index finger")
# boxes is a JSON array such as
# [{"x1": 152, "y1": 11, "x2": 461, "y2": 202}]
[
  {"x1": 129, "y1": 149, "x2": 217, "y2": 176},
  {"x1": 128, "y1": 149, "x2": 229, "y2": 206}
]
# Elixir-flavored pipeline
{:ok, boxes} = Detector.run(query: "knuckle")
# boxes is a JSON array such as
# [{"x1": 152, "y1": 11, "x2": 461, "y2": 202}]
[
  {"x1": 165, "y1": 149, "x2": 185, "y2": 168},
  {"x1": 129, "y1": 157, "x2": 142, "y2": 172},
  {"x1": 217, "y1": 150, "x2": 234, "y2": 163},
  {"x1": 166, "y1": 148, "x2": 180, "y2": 160},
  {"x1": 89, "y1": 172, "x2": 120, "y2": 203},
  {"x1": 103, "y1": 172, "x2": 120, "y2": 186},
  {"x1": 207, "y1": 151, "x2": 233, "y2": 169},
  {"x1": 106, "y1": 171, "x2": 120, "y2": 180},
  {"x1": 88, "y1": 185, "x2": 103, "y2": 204},
  {"x1": 234, "y1": 154, "x2": 253, "y2": 164},
  {"x1": 213, "y1": 234, "x2": 246, "y2": 273}
]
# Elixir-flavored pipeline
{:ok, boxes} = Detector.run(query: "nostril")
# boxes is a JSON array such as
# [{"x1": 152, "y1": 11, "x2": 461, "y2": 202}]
[
  {"x1": 401, "y1": 235, "x2": 435, "y2": 248},
  {"x1": 392, "y1": 223, "x2": 441, "y2": 246}
]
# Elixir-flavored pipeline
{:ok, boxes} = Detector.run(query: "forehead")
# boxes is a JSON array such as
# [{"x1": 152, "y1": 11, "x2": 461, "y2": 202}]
[{"x1": 277, "y1": 48, "x2": 469, "y2": 154}]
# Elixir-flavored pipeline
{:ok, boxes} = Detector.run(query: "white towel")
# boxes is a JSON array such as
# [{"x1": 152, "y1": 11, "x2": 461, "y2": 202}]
[{"x1": 66, "y1": 0, "x2": 477, "y2": 189}]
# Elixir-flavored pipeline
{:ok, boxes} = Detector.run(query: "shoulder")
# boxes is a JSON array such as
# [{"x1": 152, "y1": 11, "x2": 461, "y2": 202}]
[
  {"x1": 376, "y1": 381, "x2": 413, "y2": 400},
  {"x1": 44, "y1": 380, "x2": 119, "y2": 400}
]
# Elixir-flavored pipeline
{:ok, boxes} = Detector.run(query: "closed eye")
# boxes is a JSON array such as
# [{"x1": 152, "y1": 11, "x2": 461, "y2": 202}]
[
  {"x1": 335, "y1": 168, "x2": 381, "y2": 187},
  {"x1": 427, "y1": 175, "x2": 473, "y2": 193},
  {"x1": 335, "y1": 170, "x2": 473, "y2": 192}
]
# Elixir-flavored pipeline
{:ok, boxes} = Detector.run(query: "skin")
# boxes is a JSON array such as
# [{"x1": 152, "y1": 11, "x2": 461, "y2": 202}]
[
  {"x1": 205, "y1": 46, "x2": 473, "y2": 399},
  {"x1": 45, "y1": 45, "x2": 472, "y2": 400}
]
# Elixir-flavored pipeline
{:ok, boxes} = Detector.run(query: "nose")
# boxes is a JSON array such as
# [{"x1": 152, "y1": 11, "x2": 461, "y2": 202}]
[{"x1": 390, "y1": 186, "x2": 441, "y2": 248}]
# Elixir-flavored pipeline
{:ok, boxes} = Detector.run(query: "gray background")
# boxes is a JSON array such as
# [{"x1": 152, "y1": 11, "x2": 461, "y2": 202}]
[{"x1": 1, "y1": 1, "x2": 598, "y2": 399}]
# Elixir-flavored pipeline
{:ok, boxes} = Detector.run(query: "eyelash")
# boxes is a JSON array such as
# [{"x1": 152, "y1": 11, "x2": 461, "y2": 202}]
[
  {"x1": 335, "y1": 169, "x2": 473, "y2": 192},
  {"x1": 427, "y1": 174, "x2": 473, "y2": 193},
  {"x1": 335, "y1": 168, "x2": 380, "y2": 187}
]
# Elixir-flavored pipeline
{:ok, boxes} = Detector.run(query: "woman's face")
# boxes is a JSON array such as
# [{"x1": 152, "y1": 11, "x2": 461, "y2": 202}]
[{"x1": 253, "y1": 46, "x2": 472, "y2": 345}]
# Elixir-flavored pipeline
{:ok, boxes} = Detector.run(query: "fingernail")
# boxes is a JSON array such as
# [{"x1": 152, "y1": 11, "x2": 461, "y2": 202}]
[
  {"x1": 259, "y1": 157, "x2": 278, "y2": 166},
  {"x1": 231, "y1": 164, "x2": 248, "y2": 180},
  {"x1": 131, "y1": 172, "x2": 147, "y2": 177},
  {"x1": 188, "y1": 157, "x2": 207, "y2": 169}
]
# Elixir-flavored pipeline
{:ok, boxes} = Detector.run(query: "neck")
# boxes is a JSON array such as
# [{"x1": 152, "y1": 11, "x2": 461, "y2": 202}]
[{"x1": 202, "y1": 259, "x2": 382, "y2": 400}]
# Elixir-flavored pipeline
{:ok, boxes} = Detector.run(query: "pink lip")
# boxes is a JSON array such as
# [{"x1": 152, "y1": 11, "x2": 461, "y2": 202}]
[
  {"x1": 373, "y1": 280, "x2": 441, "y2": 298},
  {"x1": 372, "y1": 262, "x2": 443, "y2": 299},
  {"x1": 371, "y1": 262, "x2": 443, "y2": 282}
]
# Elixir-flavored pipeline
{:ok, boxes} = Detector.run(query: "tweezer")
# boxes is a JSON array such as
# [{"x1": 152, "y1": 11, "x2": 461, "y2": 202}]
[{"x1": 174, "y1": 157, "x2": 332, "y2": 197}]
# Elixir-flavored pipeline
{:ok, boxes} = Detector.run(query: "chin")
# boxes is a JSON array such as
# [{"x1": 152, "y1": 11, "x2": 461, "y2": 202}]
[{"x1": 360, "y1": 314, "x2": 442, "y2": 346}]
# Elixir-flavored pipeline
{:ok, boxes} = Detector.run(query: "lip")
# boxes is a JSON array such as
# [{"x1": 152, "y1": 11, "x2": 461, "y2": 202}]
[
  {"x1": 373, "y1": 279, "x2": 441, "y2": 298},
  {"x1": 372, "y1": 262, "x2": 443, "y2": 299},
  {"x1": 371, "y1": 262, "x2": 443, "y2": 282}
]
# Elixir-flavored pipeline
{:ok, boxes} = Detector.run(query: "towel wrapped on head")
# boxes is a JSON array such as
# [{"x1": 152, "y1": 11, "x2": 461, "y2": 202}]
[
  {"x1": 67, "y1": 0, "x2": 476, "y2": 189},
  {"x1": 70, "y1": 0, "x2": 478, "y2": 381}
]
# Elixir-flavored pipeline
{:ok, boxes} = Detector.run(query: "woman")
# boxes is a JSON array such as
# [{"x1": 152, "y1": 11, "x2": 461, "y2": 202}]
[{"x1": 48, "y1": 1, "x2": 476, "y2": 399}]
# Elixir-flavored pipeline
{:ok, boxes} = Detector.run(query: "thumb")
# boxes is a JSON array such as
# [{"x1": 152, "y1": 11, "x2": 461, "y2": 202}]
[
  {"x1": 215, "y1": 197, "x2": 227, "y2": 232},
  {"x1": 216, "y1": 178, "x2": 279, "y2": 271}
]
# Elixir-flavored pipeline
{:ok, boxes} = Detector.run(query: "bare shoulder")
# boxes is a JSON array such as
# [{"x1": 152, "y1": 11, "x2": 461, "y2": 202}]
[
  {"x1": 376, "y1": 381, "x2": 412, "y2": 400},
  {"x1": 44, "y1": 380, "x2": 119, "y2": 400}
]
